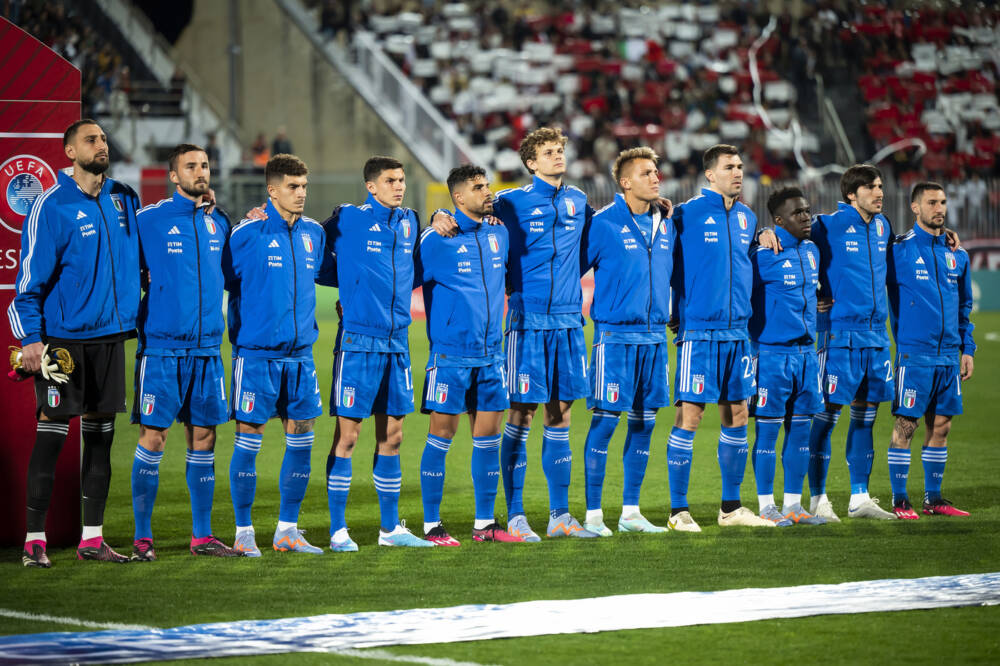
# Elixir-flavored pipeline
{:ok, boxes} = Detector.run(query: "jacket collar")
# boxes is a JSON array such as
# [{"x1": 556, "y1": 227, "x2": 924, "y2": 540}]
[
  {"x1": 171, "y1": 190, "x2": 204, "y2": 212},
  {"x1": 364, "y1": 193, "x2": 397, "y2": 224},
  {"x1": 531, "y1": 174, "x2": 561, "y2": 197},
  {"x1": 911, "y1": 221, "x2": 947, "y2": 245},
  {"x1": 614, "y1": 193, "x2": 661, "y2": 239},
  {"x1": 835, "y1": 201, "x2": 877, "y2": 225},
  {"x1": 453, "y1": 208, "x2": 482, "y2": 233},
  {"x1": 58, "y1": 170, "x2": 110, "y2": 200},
  {"x1": 774, "y1": 224, "x2": 801, "y2": 248},
  {"x1": 265, "y1": 199, "x2": 298, "y2": 231}
]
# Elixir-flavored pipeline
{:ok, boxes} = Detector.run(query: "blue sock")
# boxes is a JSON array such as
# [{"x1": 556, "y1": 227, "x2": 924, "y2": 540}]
[
  {"x1": 782, "y1": 416, "x2": 812, "y2": 497},
  {"x1": 541, "y1": 426, "x2": 572, "y2": 516},
  {"x1": 185, "y1": 449, "x2": 215, "y2": 539},
  {"x1": 501, "y1": 423, "x2": 530, "y2": 518},
  {"x1": 471, "y1": 434, "x2": 502, "y2": 521},
  {"x1": 131, "y1": 445, "x2": 163, "y2": 540},
  {"x1": 373, "y1": 454, "x2": 402, "y2": 531},
  {"x1": 420, "y1": 434, "x2": 451, "y2": 524},
  {"x1": 922, "y1": 446, "x2": 947, "y2": 503},
  {"x1": 278, "y1": 432, "x2": 313, "y2": 523},
  {"x1": 622, "y1": 409, "x2": 656, "y2": 507},
  {"x1": 230, "y1": 433, "x2": 262, "y2": 527},
  {"x1": 752, "y1": 418, "x2": 782, "y2": 499},
  {"x1": 327, "y1": 455, "x2": 352, "y2": 533},
  {"x1": 808, "y1": 408, "x2": 839, "y2": 496},
  {"x1": 888, "y1": 447, "x2": 911, "y2": 503},
  {"x1": 584, "y1": 410, "x2": 620, "y2": 511},
  {"x1": 718, "y1": 425, "x2": 749, "y2": 503},
  {"x1": 846, "y1": 406, "x2": 878, "y2": 494},
  {"x1": 667, "y1": 427, "x2": 695, "y2": 509}
]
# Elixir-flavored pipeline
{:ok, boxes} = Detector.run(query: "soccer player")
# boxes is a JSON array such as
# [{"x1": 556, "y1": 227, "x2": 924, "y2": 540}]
[
  {"x1": 579, "y1": 147, "x2": 673, "y2": 536},
  {"x1": 748, "y1": 188, "x2": 827, "y2": 526},
  {"x1": 807, "y1": 165, "x2": 897, "y2": 520},
  {"x1": 885, "y1": 182, "x2": 974, "y2": 519},
  {"x1": 129, "y1": 143, "x2": 241, "y2": 560},
  {"x1": 9, "y1": 119, "x2": 140, "y2": 566},
  {"x1": 224, "y1": 154, "x2": 326, "y2": 556},
  {"x1": 415, "y1": 165, "x2": 521, "y2": 545},
  {"x1": 668, "y1": 144, "x2": 779, "y2": 530},
  {"x1": 492, "y1": 127, "x2": 597, "y2": 540},
  {"x1": 318, "y1": 156, "x2": 433, "y2": 550}
]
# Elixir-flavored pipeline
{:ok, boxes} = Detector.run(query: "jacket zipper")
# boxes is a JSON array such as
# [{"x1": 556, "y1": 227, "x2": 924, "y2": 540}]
[
  {"x1": 96, "y1": 202, "x2": 124, "y2": 331},
  {"x1": 795, "y1": 243, "x2": 808, "y2": 334},
  {"x1": 191, "y1": 207, "x2": 203, "y2": 346},
  {"x1": 932, "y1": 242, "x2": 945, "y2": 354},
  {"x1": 725, "y1": 205, "x2": 733, "y2": 327},
  {"x1": 474, "y1": 230, "x2": 490, "y2": 354},
  {"x1": 866, "y1": 221, "x2": 876, "y2": 329},
  {"x1": 547, "y1": 190, "x2": 559, "y2": 314},
  {"x1": 646, "y1": 217, "x2": 653, "y2": 331},
  {"x1": 287, "y1": 223, "x2": 299, "y2": 349},
  {"x1": 388, "y1": 209, "x2": 398, "y2": 332}
]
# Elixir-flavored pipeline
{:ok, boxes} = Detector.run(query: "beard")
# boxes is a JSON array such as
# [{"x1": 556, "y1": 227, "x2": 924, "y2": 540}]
[
  {"x1": 180, "y1": 181, "x2": 210, "y2": 199},
  {"x1": 79, "y1": 155, "x2": 109, "y2": 175}
]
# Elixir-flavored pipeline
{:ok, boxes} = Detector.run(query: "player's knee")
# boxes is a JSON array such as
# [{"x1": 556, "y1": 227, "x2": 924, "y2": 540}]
[
  {"x1": 931, "y1": 418, "x2": 952, "y2": 442},
  {"x1": 674, "y1": 405, "x2": 703, "y2": 430},
  {"x1": 138, "y1": 426, "x2": 168, "y2": 452}
]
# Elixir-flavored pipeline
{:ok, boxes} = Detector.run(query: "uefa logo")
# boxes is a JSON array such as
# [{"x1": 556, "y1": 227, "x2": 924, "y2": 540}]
[{"x1": 1, "y1": 154, "x2": 57, "y2": 234}]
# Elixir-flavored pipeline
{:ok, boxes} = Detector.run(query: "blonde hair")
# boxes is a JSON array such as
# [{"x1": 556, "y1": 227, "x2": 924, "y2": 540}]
[{"x1": 613, "y1": 147, "x2": 659, "y2": 190}]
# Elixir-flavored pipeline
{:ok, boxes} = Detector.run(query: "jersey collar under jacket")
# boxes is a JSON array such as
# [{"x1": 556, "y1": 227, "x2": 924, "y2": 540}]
[
  {"x1": 774, "y1": 224, "x2": 800, "y2": 248},
  {"x1": 452, "y1": 207, "x2": 482, "y2": 233},
  {"x1": 613, "y1": 193, "x2": 661, "y2": 243},
  {"x1": 910, "y1": 221, "x2": 947, "y2": 246},
  {"x1": 364, "y1": 192, "x2": 397, "y2": 225},
  {"x1": 530, "y1": 173, "x2": 560, "y2": 197}
]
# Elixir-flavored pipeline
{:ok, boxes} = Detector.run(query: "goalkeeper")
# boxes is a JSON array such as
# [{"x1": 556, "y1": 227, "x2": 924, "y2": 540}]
[{"x1": 6, "y1": 119, "x2": 141, "y2": 567}]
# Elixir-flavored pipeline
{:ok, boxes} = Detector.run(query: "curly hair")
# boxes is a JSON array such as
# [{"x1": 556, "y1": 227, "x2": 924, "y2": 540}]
[{"x1": 518, "y1": 127, "x2": 568, "y2": 173}]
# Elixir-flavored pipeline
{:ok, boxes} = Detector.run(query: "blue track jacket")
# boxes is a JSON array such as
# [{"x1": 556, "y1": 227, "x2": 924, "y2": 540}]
[
  {"x1": 582, "y1": 193, "x2": 673, "y2": 341},
  {"x1": 811, "y1": 202, "x2": 893, "y2": 348},
  {"x1": 223, "y1": 200, "x2": 324, "y2": 358},
  {"x1": 749, "y1": 225, "x2": 820, "y2": 346},
  {"x1": 317, "y1": 194, "x2": 418, "y2": 346},
  {"x1": 670, "y1": 188, "x2": 757, "y2": 338},
  {"x1": 492, "y1": 175, "x2": 593, "y2": 329},
  {"x1": 887, "y1": 223, "x2": 975, "y2": 364},
  {"x1": 136, "y1": 193, "x2": 230, "y2": 353},
  {"x1": 414, "y1": 208, "x2": 508, "y2": 360},
  {"x1": 8, "y1": 171, "x2": 140, "y2": 344}
]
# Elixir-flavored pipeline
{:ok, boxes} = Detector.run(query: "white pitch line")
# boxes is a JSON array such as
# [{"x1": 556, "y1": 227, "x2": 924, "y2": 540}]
[
  {"x1": 0, "y1": 609, "x2": 155, "y2": 632},
  {"x1": 329, "y1": 648, "x2": 492, "y2": 666}
]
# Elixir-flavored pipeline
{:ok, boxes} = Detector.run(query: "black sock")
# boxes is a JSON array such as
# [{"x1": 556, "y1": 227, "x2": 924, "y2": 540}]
[
  {"x1": 81, "y1": 419, "x2": 115, "y2": 526},
  {"x1": 721, "y1": 500, "x2": 742, "y2": 513},
  {"x1": 26, "y1": 421, "x2": 71, "y2": 532},
  {"x1": 670, "y1": 506, "x2": 689, "y2": 516}
]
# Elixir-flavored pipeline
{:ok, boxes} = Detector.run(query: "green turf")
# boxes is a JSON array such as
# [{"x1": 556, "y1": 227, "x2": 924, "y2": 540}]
[{"x1": 2, "y1": 295, "x2": 999, "y2": 664}]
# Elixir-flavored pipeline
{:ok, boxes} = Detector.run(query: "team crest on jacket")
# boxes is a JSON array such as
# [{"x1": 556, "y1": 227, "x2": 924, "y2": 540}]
[
  {"x1": 518, "y1": 373, "x2": 530, "y2": 394},
  {"x1": 692, "y1": 374, "x2": 705, "y2": 395},
  {"x1": 737, "y1": 212, "x2": 748, "y2": 230},
  {"x1": 241, "y1": 391, "x2": 255, "y2": 413},
  {"x1": 110, "y1": 194, "x2": 124, "y2": 213},
  {"x1": 903, "y1": 388, "x2": 917, "y2": 409},
  {"x1": 47, "y1": 386, "x2": 60, "y2": 408},
  {"x1": 401, "y1": 219, "x2": 411, "y2": 238},
  {"x1": 488, "y1": 234, "x2": 499, "y2": 253},
  {"x1": 756, "y1": 388, "x2": 768, "y2": 407},
  {"x1": 606, "y1": 382, "x2": 619, "y2": 403},
  {"x1": 141, "y1": 393, "x2": 156, "y2": 416},
  {"x1": 204, "y1": 215, "x2": 217, "y2": 235},
  {"x1": 807, "y1": 252, "x2": 817, "y2": 270},
  {"x1": 435, "y1": 383, "x2": 449, "y2": 403},
  {"x1": 876, "y1": 220, "x2": 884, "y2": 236},
  {"x1": 565, "y1": 199, "x2": 576, "y2": 216},
  {"x1": 945, "y1": 253, "x2": 957, "y2": 270},
  {"x1": 342, "y1": 386, "x2": 355, "y2": 408},
  {"x1": 659, "y1": 220, "x2": 668, "y2": 235},
  {"x1": 827, "y1": 375, "x2": 838, "y2": 394},
  {"x1": 301, "y1": 233, "x2": 313, "y2": 253},
  {"x1": 1, "y1": 154, "x2": 57, "y2": 234}
]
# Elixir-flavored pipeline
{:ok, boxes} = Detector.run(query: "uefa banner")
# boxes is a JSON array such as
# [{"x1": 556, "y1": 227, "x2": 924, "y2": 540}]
[{"x1": 0, "y1": 17, "x2": 81, "y2": 545}]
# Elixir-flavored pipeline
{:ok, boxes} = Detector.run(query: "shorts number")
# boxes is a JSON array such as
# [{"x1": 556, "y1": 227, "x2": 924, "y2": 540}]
[
  {"x1": 884, "y1": 360, "x2": 892, "y2": 382},
  {"x1": 742, "y1": 356, "x2": 754, "y2": 379}
]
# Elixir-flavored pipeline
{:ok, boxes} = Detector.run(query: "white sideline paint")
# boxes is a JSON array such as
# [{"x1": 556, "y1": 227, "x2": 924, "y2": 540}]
[
  {"x1": 1, "y1": 573, "x2": 998, "y2": 664},
  {"x1": 0, "y1": 609, "x2": 155, "y2": 632}
]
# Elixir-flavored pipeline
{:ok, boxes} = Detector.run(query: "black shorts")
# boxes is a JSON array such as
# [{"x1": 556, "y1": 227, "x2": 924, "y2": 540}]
[{"x1": 34, "y1": 337, "x2": 127, "y2": 419}]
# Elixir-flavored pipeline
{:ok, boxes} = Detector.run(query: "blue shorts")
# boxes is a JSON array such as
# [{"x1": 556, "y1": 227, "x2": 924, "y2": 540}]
[
  {"x1": 132, "y1": 354, "x2": 228, "y2": 428},
  {"x1": 675, "y1": 339, "x2": 755, "y2": 404},
  {"x1": 505, "y1": 327, "x2": 589, "y2": 404},
  {"x1": 892, "y1": 363, "x2": 962, "y2": 418},
  {"x1": 751, "y1": 346, "x2": 823, "y2": 417},
  {"x1": 232, "y1": 355, "x2": 323, "y2": 424},
  {"x1": 330, "y1": 349, "x2": 414, "y2": 418},
  {"x1": 587, "y1": 337, "x2": 670, "y2": 412},
  {"x1": 819, "y1": 345, "x2": 893, "y2": 405},
  {"x1": 421, "y1": 356, "x2": 508, "y2": 414}
]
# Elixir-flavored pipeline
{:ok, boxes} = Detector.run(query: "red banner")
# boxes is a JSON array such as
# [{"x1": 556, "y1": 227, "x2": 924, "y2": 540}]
[{"x1": 1, "y1": 17, "x2": 82, "y2": 546}]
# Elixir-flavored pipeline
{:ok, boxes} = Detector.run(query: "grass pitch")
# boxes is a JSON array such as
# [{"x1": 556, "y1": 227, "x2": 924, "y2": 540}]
[{"x1": 2, "y1": 292, "x2": 999, "y2": 664}]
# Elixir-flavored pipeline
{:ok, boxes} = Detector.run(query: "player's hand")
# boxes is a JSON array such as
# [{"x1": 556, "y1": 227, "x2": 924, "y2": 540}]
[
  {"x1": 656, "y1": 197, "x2": 673, "y2": 219},
  {"x1": 431, "y1": 210, "x2": 458, "y2": 237},
  {"x1": 336, "y1": 299, "x2": 344, "y2": 320},
  {"x1": 201, "y1": 188, "x2": 217, "y2": 214},
  {"x1": 245, "y1": 203, "x2": 267, "y2": 220},
  {"x1": 758, "y1": 227, "x2": 782, "y2": 254},
  {"x1": 20, "y1": 341, "x2": 44, "y2": 374},
  {"x1": 484, "y1": 214, "x2": 502, "y2": 226},
  {"x1": 961, "y1": 353, "x2": 974, "y2": 380},
  {"x1": 945, "y1": 228, "x2": 962, "y2": 250},
  {"x1": 667, "y1": 317, "x2": 679, "y2": 334},
  {"x1": 817, "y1": 297, "x2": 834, "y2": 313}
]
